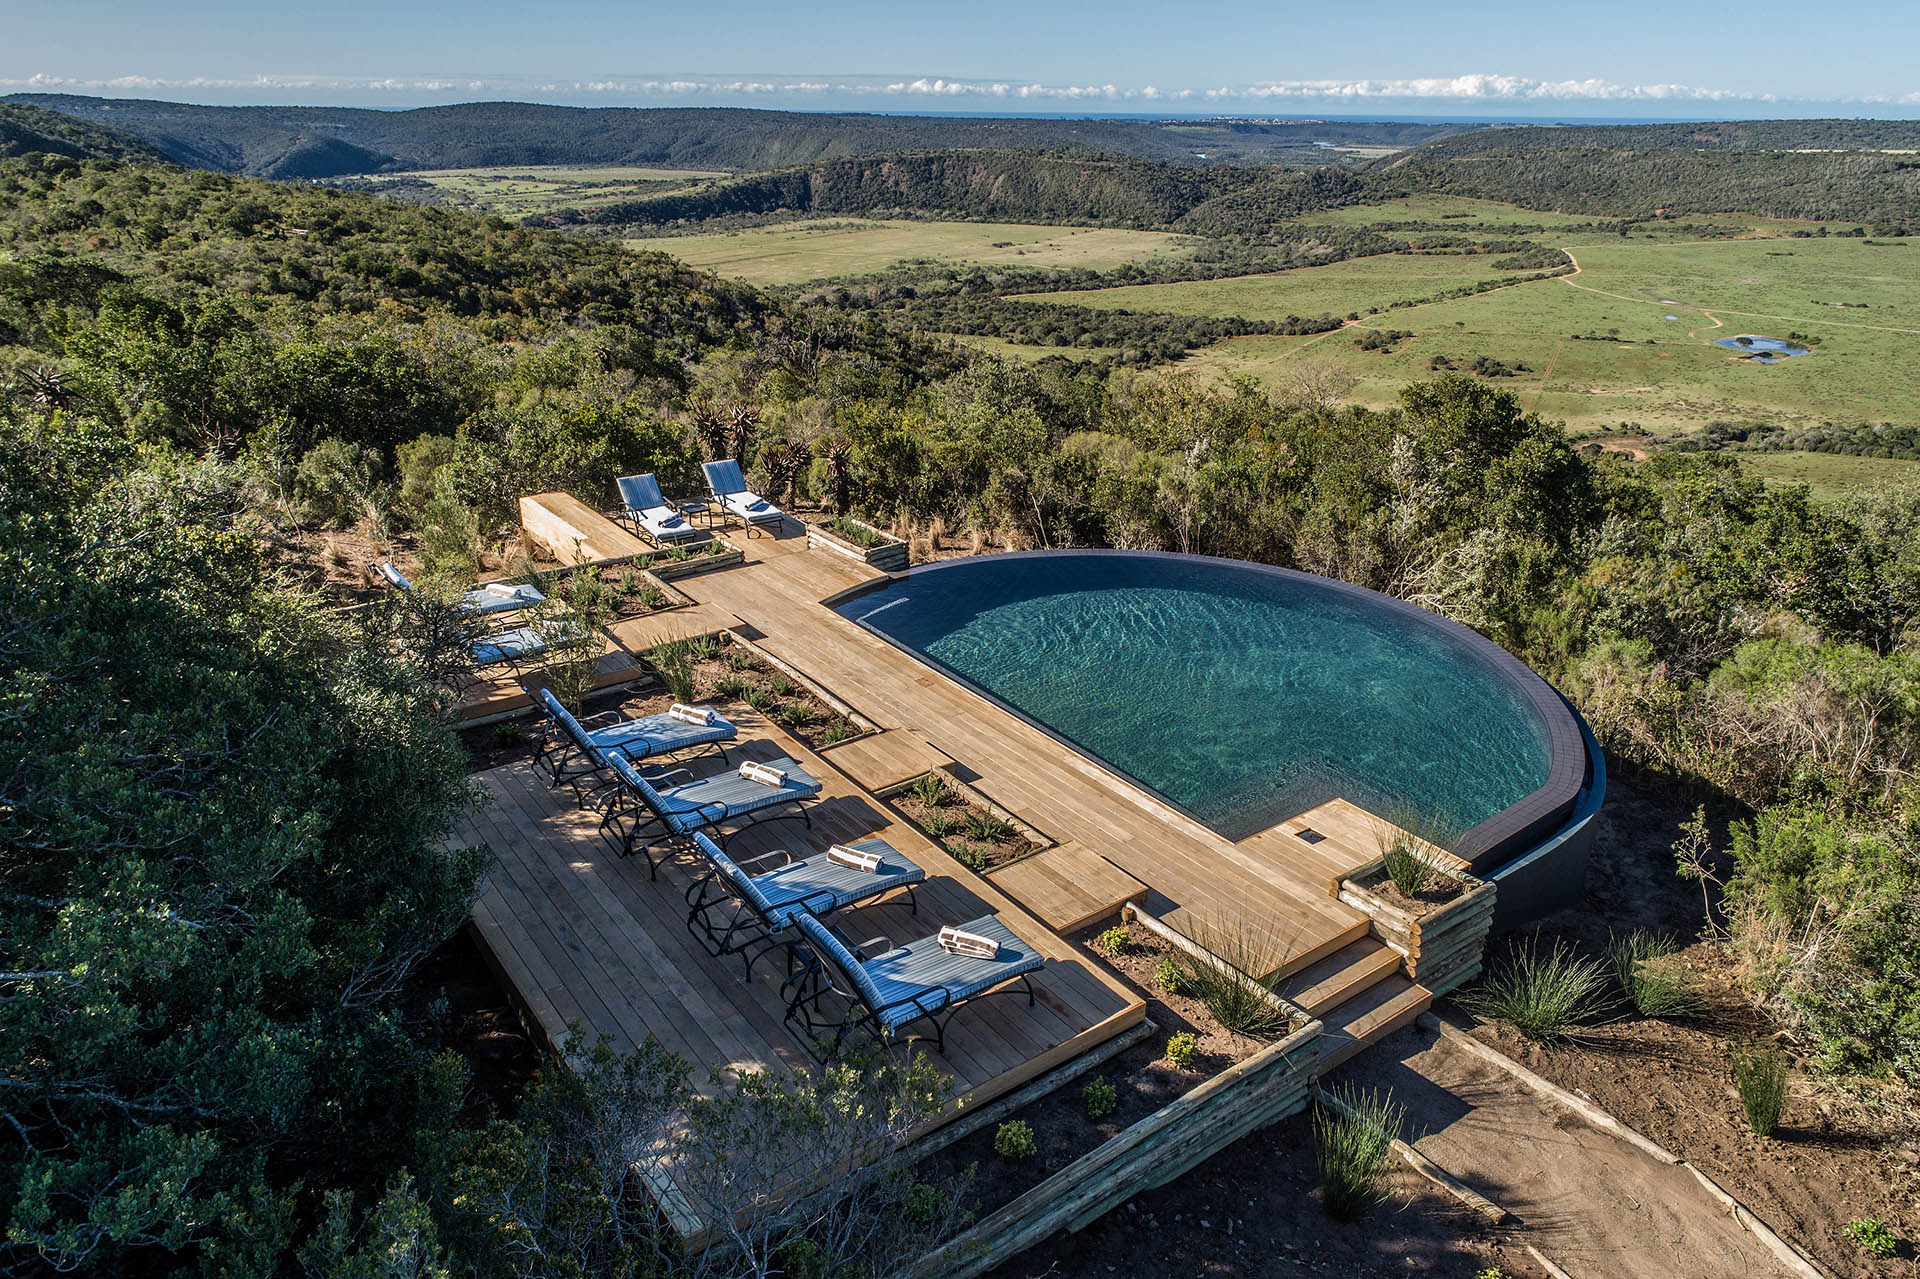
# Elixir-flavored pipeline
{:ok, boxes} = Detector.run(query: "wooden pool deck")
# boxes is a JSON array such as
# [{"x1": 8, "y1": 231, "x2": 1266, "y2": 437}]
[
  {"x1": 458, "y1": 704, "x2": 1146, "y2": 1110},
  {"x1": 672, "y1": 525, "x2": 1377, "y2": 978}
]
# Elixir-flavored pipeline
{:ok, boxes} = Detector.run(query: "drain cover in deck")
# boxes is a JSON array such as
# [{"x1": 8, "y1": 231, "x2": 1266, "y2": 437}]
[{"x1": 1294, "y1": 828, "x2": 1327, "y2": 844}]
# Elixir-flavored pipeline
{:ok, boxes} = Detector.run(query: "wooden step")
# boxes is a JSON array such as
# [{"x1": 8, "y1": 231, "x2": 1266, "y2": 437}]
[
  {"x1": 1278, "y1": 938, "x2": 1403, "y2": 1017},
  {"x1": 1311, "y1": 975, "x2": 1432, "y2": 1077},
  {"x1": 990, "y1": 843, "x2": 1149, "y2": 933}
]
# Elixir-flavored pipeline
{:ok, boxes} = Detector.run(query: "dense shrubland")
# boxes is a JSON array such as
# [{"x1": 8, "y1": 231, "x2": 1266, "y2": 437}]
[{"x1": 2, "y1": 151, "x2": 1915, "y2": 1272}]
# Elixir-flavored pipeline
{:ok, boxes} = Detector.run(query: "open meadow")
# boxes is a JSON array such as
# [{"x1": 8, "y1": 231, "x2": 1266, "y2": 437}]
[
  {"x1": 645, "y1": 217, "x2": 1197, "y2": 286},
  {"x1": 1013, "y1": 250, "x2": 1526, "y2": 324},
  {"x1": 347, "y1": 164, "x2": 726, "y2": 216},
  {"x1": 1105, "y1": 236, "x2": 1920, "y2": 437}
]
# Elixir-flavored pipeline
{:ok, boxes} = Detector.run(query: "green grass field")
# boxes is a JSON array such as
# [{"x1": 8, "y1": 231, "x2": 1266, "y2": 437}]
[
  {"x1": 1297, "y1": 195, "x2": 1858, "y2": 238},
  {"x1": 1014, "y1": 252, "x2": 1524, "y2": 324},
  {"x1": 1735, "y1": 450, "x2": 1920, "y2": 500},
  {"x1": 350, "y1": 165, "x2": 726, "y2": 216},
  {"x1": 648, "y1": 218, "x2": 1196, "y2": 287},
  {"x1": 1079, "y1": 237, "x2": 1920, "y2": 436}
]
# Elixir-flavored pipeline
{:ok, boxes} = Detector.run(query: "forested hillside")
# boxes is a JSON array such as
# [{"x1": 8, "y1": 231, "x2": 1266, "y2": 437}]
[
  {"x1": 0, "y1": 102, "x2": 167, "y2": 163},
  {"x1": 1372, "y1": 144, "x2": 1920, "y2": 225},
  {"x1": 551, "y1": 150, "x2": 1375, "y2": 233},
  {"x1": 3, "y1": 142, "x2": 1916, "y2": 1274},
  {"x1": 1416, "y1": 118, "x2": 1920, "y2": 154},
  {"x1": 5, "y1": 94, "x2": 1472, "y2": 177}
]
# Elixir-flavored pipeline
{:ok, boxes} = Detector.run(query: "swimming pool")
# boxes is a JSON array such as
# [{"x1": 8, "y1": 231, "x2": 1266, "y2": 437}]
[{"x1": 837, "y1": 551, "x2": 1585, "y2": 863}]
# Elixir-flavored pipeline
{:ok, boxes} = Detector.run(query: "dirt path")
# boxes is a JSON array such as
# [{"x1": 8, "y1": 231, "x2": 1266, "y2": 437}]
[{"x1": 1337, "y1": 1022, "x2": 1810, "y2": 1279}]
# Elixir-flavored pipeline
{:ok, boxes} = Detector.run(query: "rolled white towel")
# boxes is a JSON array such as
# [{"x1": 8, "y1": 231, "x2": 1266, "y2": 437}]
[
  {"x1": 827, "y1": 844, "x2": 883, "y2": 873},
  {"x1": 938, "y1": 925, "x2": 1000, "y2": 959},
  {"x1": 483, "y1": 581, "x2": 527, "y2": 599},
  {"x1": 668, "y1": 702, "x2": 716, "y2": 726},
  {"x1": 738, "y1": 760, "x2": 787, "y2": 787}
]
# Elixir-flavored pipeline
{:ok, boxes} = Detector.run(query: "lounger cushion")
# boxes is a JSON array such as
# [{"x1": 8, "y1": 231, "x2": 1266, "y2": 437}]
[
  {"x1": 461, "y1": 582, "x2": 545, "y2": 615},
  {"x1": 743, "y1": 837, "x2": 924, "y2": 927},
  {"x1": 722, "y1": 491, "x2": 783, "y2": 523},
  {"x1": 794, "y1": 913, "x2": 1042, "y2": 1033},
  {"x1": 612, "y1": 753, "x2": 819, "y2": 833},
  {"x1": 618, "y1": 473, "x2": 668, "y2": 512},
  {"x1": 473, "y1": 625, "x2": 553, "y2": 666},
  {"x1": 538, "y1": 689, "x2": 735, "y2": 763},
  {"x1": 702, "y1": 459, "x2": 748, "y2": 497}
]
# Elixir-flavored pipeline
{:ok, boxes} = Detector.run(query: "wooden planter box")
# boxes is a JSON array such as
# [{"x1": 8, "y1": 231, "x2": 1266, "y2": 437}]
[
  {"x1": 646, "y1": 545, "x2": 745, "y2": 581},
  {"x1": 1339, "y1": 865, "x2": 1496, "y2": 997},
  {"x1": 807, "y1": 517, "x2": 909, "y2": 572},
  {"x1": 904, "y1": 1018, "x2": 1325, "y2": 1279}
]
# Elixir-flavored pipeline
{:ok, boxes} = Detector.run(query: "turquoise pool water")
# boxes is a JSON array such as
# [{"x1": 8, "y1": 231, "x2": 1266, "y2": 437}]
[{"x1": 838, "y1": 552, "x2": 1554, "y2": 842}]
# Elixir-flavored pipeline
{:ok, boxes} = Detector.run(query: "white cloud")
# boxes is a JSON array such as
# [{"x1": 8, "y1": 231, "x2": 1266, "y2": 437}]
[{"x1": 0, "y1": 69, "x2": 1902, "y2": 106}]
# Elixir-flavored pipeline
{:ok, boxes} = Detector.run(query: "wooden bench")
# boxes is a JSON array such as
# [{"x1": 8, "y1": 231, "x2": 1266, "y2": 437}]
[{"x1": 519, "y1": 491, "x2": 652, "y2": 567}]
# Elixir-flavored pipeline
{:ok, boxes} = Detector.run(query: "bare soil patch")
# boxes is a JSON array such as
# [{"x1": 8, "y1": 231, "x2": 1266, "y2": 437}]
[{"x1": 1455, "y1": 762, "x2": 1917, "y2": 1278}]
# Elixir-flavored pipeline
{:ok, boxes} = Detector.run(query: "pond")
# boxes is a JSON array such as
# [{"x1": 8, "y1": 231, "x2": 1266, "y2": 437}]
[{"x1": 1714, "y1": 334, "x2": 1809, "y2": 360}]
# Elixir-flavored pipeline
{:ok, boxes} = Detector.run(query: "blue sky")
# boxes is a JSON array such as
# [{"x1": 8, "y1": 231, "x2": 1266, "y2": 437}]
[{"x1": 8, "y1": 0, "x2": 1919, "y2": 116}]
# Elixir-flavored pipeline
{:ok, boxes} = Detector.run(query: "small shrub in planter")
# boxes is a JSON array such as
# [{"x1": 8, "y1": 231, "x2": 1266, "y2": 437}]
[
  {"x1": 909, "y1": 773, "x2": 953, "y2": 808},
  {"x1": 1096, "y1": 925, "x2": 1131, "y2": 957},
  {"x1": 1380, "y1": 837, "x2": 1437, "y2": 897},
  {"x1": 686, "y1": 636, "x2": 717, "y2": 661},
  {"x1": 1313, "y1": 1084, "x2": 1406, "y2": 1221},
  {"x1": 1154, "y1": 957, "x2": 1182, "y2": 994},
  {"x1": 923, "y1": 809, "x2": 955, "y2": 839},
  {"x1": 950, "y1": 841, "x2": 985, "y2": 873},
  {"x1": 767, "y1": 674, "x2": 800, "y2": 698},
  {"x1": 635, "y1": 584, "x2": 667, "y2": 608},
  {"x1": 1164, "y1": 1031, "x2": 1198, "y2": 1069},
  {"x1": 993, "y1": 1119, "x2": 1037, "y2": 1159},
  {"x1": 965, "y1": 810, "x2": 1013, "y2": 843},
  {"x1": 820, "y1": 720, "x2": 853, "y2": 746},
  {"x1": 726, "y1": 650, "x2": 758, "y2": 672},
  {"x1": 1730, "y1": 1042, "x2": 1789, "y2": 1136},
  {"x1": 492, "y1": 721, "x2": 525, "y2": 747},
  {"x1": 1082, "y1": 1076, "x2": 1117, "y2": 1121},
  {"x1": 743, "y1": 688, "x2": 776, "y2": 713},
  {"x1": 715, "y1": 674, "x2": 748, "y2": 700},
  {"x1": 776, "y1": 703, "x2": 811, "y2": 729},
  {"x1": 647, "y1": 641, "x2": 696, "y2": 705},
  {"x1": 1844, "y1": 1218, "x2": 1901, "y2": 1258}
]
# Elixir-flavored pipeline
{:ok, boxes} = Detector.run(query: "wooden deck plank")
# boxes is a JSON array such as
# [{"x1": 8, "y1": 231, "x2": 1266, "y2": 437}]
[
  {"x1": 455, "y1": 703, "x2": 1144, "y2": 1113},
  {"x1": 605, "y1": 604, "x2": 743, "y2": 655},
  {"x1": 668, "y1": 535, "x2": 1372, "y2": 978},
  {"x1": 988, "y1": 843, "x2": 1149, "y2": 933},
  {"x1": 818, "y1": 729, "x2": 952, "y2": 794},
  {"x1": 519, "y1": 491, "x2": 653, "y2": 566},
  {"x1": 457, "y1": 638, "x2": 639, "y2": 723}
]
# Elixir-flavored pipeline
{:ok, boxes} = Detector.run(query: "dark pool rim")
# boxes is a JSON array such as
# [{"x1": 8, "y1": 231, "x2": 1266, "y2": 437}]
[{"x1": 836, "y1": 549, "x2": 1590, "y2": 871}]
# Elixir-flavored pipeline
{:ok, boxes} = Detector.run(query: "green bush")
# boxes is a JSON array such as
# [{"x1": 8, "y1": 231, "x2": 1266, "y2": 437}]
[
  {"x1": 1177, "y1": 916, "x2": 1290, "y2": 1038},
  {"x1": 1154, "y1": 957, "x2": 1182, "y2": 994},
  {"x1": 394, "y1": 432, "x2": 455, "y2": 512},
  {"x1": 965, "y1": 810, "x2": 1014, "y2": 843},
  {"x1": 647, "y1": 640, "x2": 696, "y2": 704},
  {"x1": 1312, "y1": 1084, "x2": 1406, "y2": 1221},
  {"x1": 949, "y1": 841, "x2": 985, "y2": 873},
  {"x1": 743, "y1": 687, "x2": 776, "y2": 713},
  {"x1": 1082, "y1": 1076, "x2": 1118, "y2": 1121},
  {"x1": 922, "y1": 809, "x2": 955, "y2": 838},
  {"x1": 1096, "y1": 925, "x2": 1131, "y2": 957},
  {"x1": 776, "y1": 703, "x2": 811, "y2": 729},
  {"x1": 820, "y1": 720, "x2": 853, "y2": 746},
  {"x1": 1843, "y1": 1217, "x2": 1901, "y2": 1258},
  {"x1": 909, "y1": 773, "x2": 953, "y2": 809},
  {"x1": 992, "y1": 1120, "x2": 1037, "y2": 1159},
  {"x1": 1465, "y1": 935, "x2": 1611, "y2": 1041},
  {"x1": 1608, "y1": 929, "x2": 1701, "y2": 1019},
  {"x1": 1164, "y1": 1031, "x2": 1199, "y2": 1069},
  {"x1": 1730, "y1": 1043, "x2": 1789, "y2": 1136},
  {"x1": 1381, "y1": 837, "x2": 1436, "y2": 897},
  {"x1": 294, "y1": 436, "x2": 386, "y2": 531}
]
